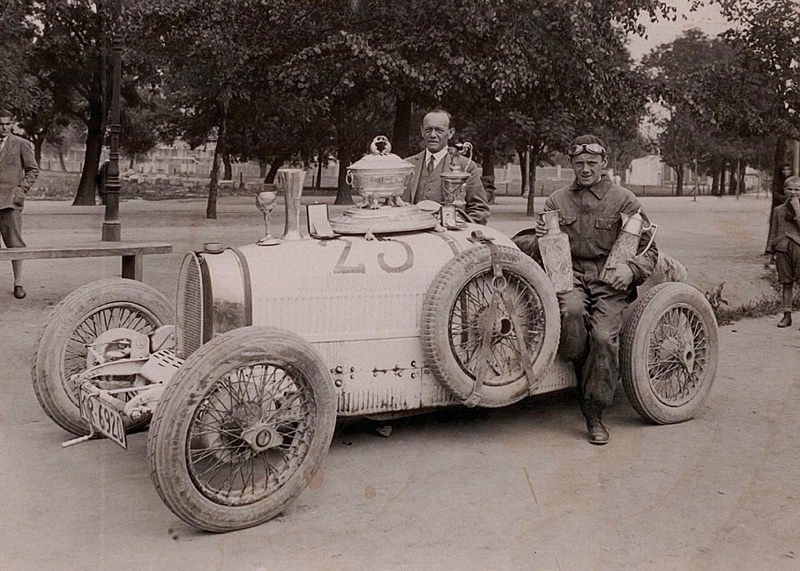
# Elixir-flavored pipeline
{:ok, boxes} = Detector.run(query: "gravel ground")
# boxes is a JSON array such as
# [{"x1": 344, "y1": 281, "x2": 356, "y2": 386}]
[{"x1": 2, "y1": 193, "x2": 797, "y2": 571}]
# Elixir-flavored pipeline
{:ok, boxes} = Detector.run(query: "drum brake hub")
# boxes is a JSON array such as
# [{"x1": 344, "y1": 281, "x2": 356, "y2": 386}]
[{"x1": 241, "y1": 425, "x2": 283, "y2": 452}]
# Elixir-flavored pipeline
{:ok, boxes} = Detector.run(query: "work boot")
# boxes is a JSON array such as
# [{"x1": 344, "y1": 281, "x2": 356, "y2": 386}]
[
  {"x1": 580, "y1": 399, "x2": 609, "y2": 445},
  {"x1": 587, "y1": 418, "x2": 609, "y2": 445},
  {"x1": 13, "y1": 285, "x2": 25, "y2": 299},
  {"x1": 777, "y1": 312, "x2": 792, "y2": 328}
]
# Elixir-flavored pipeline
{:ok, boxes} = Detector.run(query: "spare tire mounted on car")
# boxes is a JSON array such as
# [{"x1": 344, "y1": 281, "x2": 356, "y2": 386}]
[{"x1": 421, "y1": 232, "x2": 561, "y2": 408}]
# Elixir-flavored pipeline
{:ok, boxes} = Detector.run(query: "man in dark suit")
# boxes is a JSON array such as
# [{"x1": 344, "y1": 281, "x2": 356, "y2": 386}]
[
  {"x1": 401, "y1": 109, "x2": 489, "y2": 225},
  {"x1": 0, "y1": 110, "x2": 39, "y2": 299}
]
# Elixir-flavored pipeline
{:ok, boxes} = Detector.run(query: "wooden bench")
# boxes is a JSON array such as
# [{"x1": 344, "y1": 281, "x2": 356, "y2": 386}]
[{"x1": 0, "y1": 242, "x2": 172, "y2": 281}]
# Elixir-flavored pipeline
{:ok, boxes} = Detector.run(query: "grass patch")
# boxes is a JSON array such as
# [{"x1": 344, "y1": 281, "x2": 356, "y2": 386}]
[
  {"x1": 709, "y1": 265, "x2": 800, "y2": 325},
  {"x1": 714, "y1": 294, "x2": 782, "y2": 326}
]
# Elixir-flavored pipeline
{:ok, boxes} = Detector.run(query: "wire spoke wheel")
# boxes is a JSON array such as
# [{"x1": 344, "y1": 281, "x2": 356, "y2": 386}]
[
  {"x1": 31, "y1": 279, "x2": 173, "y2": 435},
  {"x1": 148, "y1": 327, "x2": 335, "y2": 532},
  {"x1": 621, "y1": 282, "x2": 718, "y2": 424},
  {"x1": 449, "y1": 270, "x2": 547, "y2": 386},
  {"x1": 63, "y1": 303, "x2": 163, "y2": 406},
  {"x1": 647, "y1": 304, "x2": 709, "y2": 406},
  {"x1": 422, "y1": 245, "x2": 560, "y2": 407},
  {"x1": 187, "y1": 362, "x2": 316, "y2": 506}
]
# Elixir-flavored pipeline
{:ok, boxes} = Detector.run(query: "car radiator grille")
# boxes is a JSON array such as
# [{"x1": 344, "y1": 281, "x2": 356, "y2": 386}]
[{"x1": 176, "y1": 253, "x2": 205, "y2": 359}]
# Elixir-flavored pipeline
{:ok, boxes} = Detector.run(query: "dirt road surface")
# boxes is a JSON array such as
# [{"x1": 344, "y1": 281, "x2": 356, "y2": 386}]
[{"x1": 1, "y1": 194, "x2": 798, "y2": 570}]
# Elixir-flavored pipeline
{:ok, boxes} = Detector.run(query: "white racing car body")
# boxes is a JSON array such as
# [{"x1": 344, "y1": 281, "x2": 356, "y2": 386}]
[{"x1": 32, "y1": 214, "x2": 717, "y2": 533}]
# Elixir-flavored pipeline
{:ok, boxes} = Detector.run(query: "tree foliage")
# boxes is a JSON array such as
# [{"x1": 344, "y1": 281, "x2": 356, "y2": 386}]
[
  {"x1": 0, "y1": 0, "x2": 36, "y2": 114},
  {"x1": 21, "y1": 1, "x2": 113, "y2": 205},
  {"x1": 643, "y1": 0, "x2": 799, "y2": 197},
  {"x1": 7, "y1": 0, "x2": 743, "y2": 216}
]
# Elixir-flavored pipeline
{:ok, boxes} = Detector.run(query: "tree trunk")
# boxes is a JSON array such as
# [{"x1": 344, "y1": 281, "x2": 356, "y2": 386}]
[
  {"x1": 335, "y1": 143, "x2": 354, "y2": 205},
  {"x1": 58, "y1": 146, "x2": 68, "y2": 172},
  {"x1": 675, "y1": 164, "x2": 684, "y2": 196},
  {"x1": 481, "y1": 148, "x2": 495, "y2": 184},
  {"x1": 222, "y1": 152, "x2": 232, "y2": 180},
  {"x1": 207, "y1": 121, "x2": 226, "y2": 219},
  {"x1": 265, "y1": 152, "x2": 289, "y2": 183},
  {"x1": 516, "y1": 145, "x2": 527, "y2": 198},
  {"x1": 738, "y1": 160, "x2": 746, "y2": 196},
  {"x1": 207, "y1": 146, "x2": 220, "y2": 219},
  {"x1": 73, "y1": 97, "x2": 105, "y2": 205},
  {"x1": 391, "y1": 95, "x2": 413, "y2": 158},
  {"x1": 526, "y1": 145, "x2": 542, "y2": 216},
  {"x1": 32, "y1": 134, "x2": 44, "y2": 165},
  {"x1": 771, "y1": 137, "x2": 788, "y2": 208},
  {"x1": 718, "y1": 161, "x2": 727, "y2": 196},
  {"x1": 315, "y1": 152, "x2": 324, "y2": 188},
  {"x1": 710, "y1": 163, "x2": 718, "y2": 196},
  {"x1": 728, "y1": 163, "x2": 737, "y2": 196}
]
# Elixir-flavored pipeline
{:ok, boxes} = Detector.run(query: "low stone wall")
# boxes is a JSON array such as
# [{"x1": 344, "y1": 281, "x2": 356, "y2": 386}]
[{"x1": 28, "y1": 174, "x2": 266, "y2": 201}]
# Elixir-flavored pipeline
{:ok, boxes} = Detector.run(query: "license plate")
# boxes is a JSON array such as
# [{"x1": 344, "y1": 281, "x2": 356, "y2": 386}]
[{"x1": 79, "y1": 386, "x2": 127, "y2": 449}]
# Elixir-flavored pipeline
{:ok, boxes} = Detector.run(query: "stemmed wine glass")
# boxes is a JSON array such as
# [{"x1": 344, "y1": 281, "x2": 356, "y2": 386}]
[{"x1": 255, "y1": 190, "x2": 280, "y2": 246}]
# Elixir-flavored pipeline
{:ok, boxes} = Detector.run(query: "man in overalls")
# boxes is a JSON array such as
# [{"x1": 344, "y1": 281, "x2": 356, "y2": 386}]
[{"x1": 529, "y1": 135, "x2": 658, "y2": 444}]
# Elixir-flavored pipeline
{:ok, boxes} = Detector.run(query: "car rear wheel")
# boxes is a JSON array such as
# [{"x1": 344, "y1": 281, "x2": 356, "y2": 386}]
[
  {"x1": 147, "y1": 326, "x2": 336, "y2": 532},
  {"x1": 620, "y1": 282, "x2": 718, "y2": 424}
]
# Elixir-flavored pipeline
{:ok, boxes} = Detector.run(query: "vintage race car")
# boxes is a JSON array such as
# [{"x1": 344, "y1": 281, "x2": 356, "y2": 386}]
[{"x1": 31, "y1": 191, "x2": 717, "y2": 533}]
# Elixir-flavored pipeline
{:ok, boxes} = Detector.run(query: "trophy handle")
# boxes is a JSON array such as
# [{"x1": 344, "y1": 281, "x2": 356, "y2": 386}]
[{"x1": 635, "y1": 224, "x2": 658, "y2": 257}]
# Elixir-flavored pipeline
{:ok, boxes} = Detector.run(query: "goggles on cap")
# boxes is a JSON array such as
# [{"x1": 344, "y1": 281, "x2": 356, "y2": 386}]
[{"x1": 568, "y1": 143, "x2": 606, "y2": 157}]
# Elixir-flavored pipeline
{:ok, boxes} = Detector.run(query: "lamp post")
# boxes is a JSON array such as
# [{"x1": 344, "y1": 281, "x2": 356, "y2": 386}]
[{"x1": 102, "y1": 0, "x2": 122, "y2": 241}]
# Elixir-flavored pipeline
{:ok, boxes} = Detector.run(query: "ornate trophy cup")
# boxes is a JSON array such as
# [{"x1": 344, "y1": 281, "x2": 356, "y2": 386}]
[
  {"x1": 330, "y1": 136, "x2": 437, "y2": 236},
  {"x1": 438, "y1": 142, "x2": 473, "y2": 228},
  {"x1": 440, "y1": 142, "x2": 473, "y2": 210},
  {"x1": 440, "y1": 167, "x2": 469, "y2": 208},
  {"x1": 255, "y1": 187, "x2": 280, "y2": 246}
]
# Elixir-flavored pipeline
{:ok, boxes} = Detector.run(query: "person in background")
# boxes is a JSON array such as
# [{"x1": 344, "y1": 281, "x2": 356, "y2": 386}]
[
  {"x1": 766, "y1": 163, "x2": 794, "y2": 257},
  {"x1": 402, "y1": 108, "x2": 490, "y2": 225},
  {"x1": 0, "y1": 109, "x2": 39, "y2": 299},
  {"x1": 767, "y1": 175, "x2": 800, "y2": 327},
  {"x1": 518, "y1": 134, "x2": 658, "y2": 445}
]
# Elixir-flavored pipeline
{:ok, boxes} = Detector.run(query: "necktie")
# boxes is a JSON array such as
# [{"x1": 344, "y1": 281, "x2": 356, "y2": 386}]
[{"x1": 427, "y1": 156, "x2": 435, "y2": 175}]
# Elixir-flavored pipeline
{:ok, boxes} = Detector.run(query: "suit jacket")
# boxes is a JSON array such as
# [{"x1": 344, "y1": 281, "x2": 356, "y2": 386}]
[
  {"x1": 0, "y1": 134, "x2": 39, "y2": 211},
  {"x1": 767, "y1": 200, "x2": 800, "y2": 253},
  {"x1": 401, "y1": 150, "x2": 490, "y2": 225}
]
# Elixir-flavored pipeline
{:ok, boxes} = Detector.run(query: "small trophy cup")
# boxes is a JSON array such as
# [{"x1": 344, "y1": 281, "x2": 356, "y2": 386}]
[
  {"x1": 255, "y1": 189, "x2": 281, "y2": 246},
  {"x1": 440, "y1": 166, "x2": 469, "y2": 208},
  {"x1": 441, "y1": 142, "x2": 472, "y2": 210}
]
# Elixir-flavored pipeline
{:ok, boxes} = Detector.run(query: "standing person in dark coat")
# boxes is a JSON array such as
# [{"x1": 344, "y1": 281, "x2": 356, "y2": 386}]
[
  {"x1": 767, "y1": 175, "x2": 800, "y2": 327},
  {"x1": 401, "y1": 109, "x2": 490, "y2": 225},
  {"x1": 0, "y1": 110, "x2": 39, "y2": 299},
  {"x1": 766, "y1": 163, "x2": 794, "y2": 256},
  {"x1": 530, "y1": 135, "x2": 658, "y2": 445}
]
